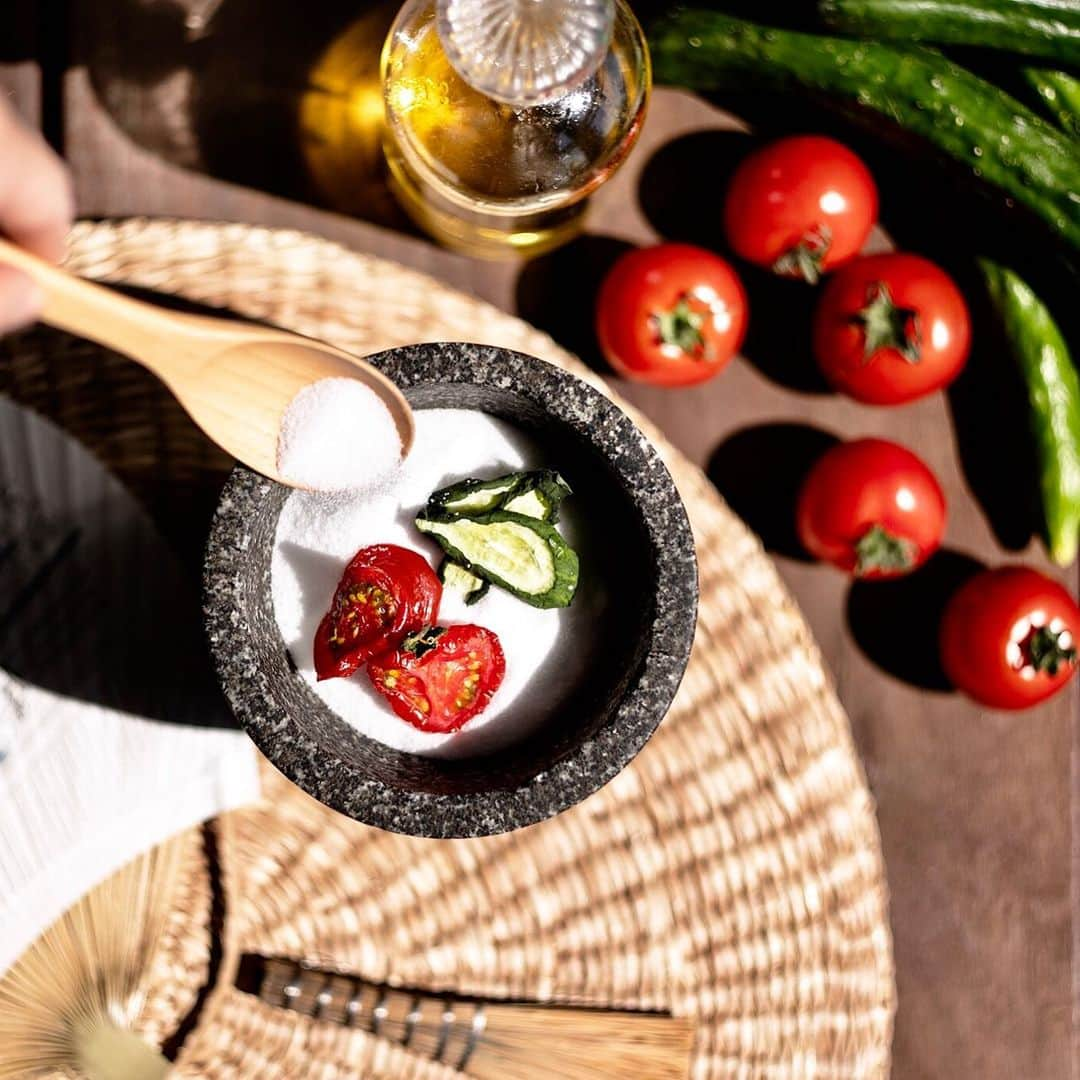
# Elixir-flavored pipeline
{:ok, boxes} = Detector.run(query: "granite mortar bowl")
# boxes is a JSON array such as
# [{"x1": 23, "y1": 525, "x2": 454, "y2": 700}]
[{"x1": 203, "y1": 343, "x2": 698, "y2": 838}]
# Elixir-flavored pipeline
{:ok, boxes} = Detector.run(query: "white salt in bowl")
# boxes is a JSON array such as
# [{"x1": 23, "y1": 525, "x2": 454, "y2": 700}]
[{"x1": 203, "y1": 343, "x2": 697, "y2": 838}]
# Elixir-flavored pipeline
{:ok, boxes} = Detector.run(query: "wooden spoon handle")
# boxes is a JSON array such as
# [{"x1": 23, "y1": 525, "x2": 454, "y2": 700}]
[{"x1": 0, "y1": 236, "x2": 177, "y2": 362}]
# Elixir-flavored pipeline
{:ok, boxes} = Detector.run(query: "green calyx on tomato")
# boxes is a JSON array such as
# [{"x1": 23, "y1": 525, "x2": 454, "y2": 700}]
[
  {"x1": 773, "y1": 224, "x2": 832, "y2": 285},
  {"x1": 854, "y1": 523, "x2": 916, "y2": 576},
  {"x1": 940, "y1": 567, "x2": 1079, "y2": 710},
  {"x1": 400, "y1": 625, "x2": 447, "y2": 658},
  {"x1": 596, "y1": 243, "x2": 747, "y2": 387},
  {"x1": 855, "y1": 282, "x2": 921, "y2": 363},
  {"x1": 653, "y1": 297, "x2": 708, "y2": 358},
  {"x1": 1024, "y1": 625, "x2": 1078, "y2": 676},
  {"x1": 367, "y1": 623, "x2": 506, "y2": 733}
]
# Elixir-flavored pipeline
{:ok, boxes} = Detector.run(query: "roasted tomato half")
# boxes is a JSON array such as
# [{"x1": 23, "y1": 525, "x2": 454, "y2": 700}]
[
  {"x1": 313, "y1": 544, "x2": 442, "y2": 681},
  {"x1": 367, "y1": 624, "x2": 506, "y2": 733}
]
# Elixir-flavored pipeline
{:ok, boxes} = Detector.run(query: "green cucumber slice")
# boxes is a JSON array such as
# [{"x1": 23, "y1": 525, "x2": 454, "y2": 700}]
[
  {"x1": 438, "y1": 557, "x2": 490, "y2": 605},
  {"x1": 428, "y1": 469, "x2": 572, "y2": 522},
  {"x1": 416, "y1": 510, "x2": 578, "y2": 608},
  {"x1": 503, "y1": 470, "x2": 573, "y2": 522},
  {"x1": 430, "y1": 475, "x2": 519, "y2": 516},
  {"x1": 502, "y1": 487, "x2": 549, "y2": 519}
]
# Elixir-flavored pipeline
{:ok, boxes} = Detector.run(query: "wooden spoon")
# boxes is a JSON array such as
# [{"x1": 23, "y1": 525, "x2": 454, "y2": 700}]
[{"x1": 0, "y1": 238, "x2": 414, "y2": 486}]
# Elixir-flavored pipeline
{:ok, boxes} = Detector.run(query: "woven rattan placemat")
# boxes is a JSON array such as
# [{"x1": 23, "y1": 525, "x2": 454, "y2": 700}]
[{"x1": 11, "y1": 219, "x2": 894, "y2": 1077}]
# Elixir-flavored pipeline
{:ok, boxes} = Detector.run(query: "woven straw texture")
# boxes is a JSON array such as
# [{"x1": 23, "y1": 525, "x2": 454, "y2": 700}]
[
  {"x1": 134, "y1": 828, "x2": 214, "y2": 1052},
  {"x1": 7, "y1": 218, "x2": 895, "y2": 1078}
]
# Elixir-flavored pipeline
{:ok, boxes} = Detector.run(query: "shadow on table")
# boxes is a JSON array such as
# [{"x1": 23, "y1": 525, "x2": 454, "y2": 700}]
[
  {"x1": 946, "y1": 267, "x2": 1042, "y2": 553},
  {"x1": 706, "y1": 422, "x2": 838, "y2": 561},
  {"x1": 515, "y1": 235, "x2": 635, "y2": 375},
  {"x1": 0, "y1": 512, "x2": 238, "y2": 729},
  {"x1": 638, "y1": 128, "x2": 754, "y2": 251},
  {"x1": 71, "y1": 0, "x2": 410, "y2": 230},
  {"x1": 0, "y1": 397, "x2": 237, "y2": 729},
  {"x1": 0, "y1": 2, "x2": 37, "y2": 65},
  {"x1": 1, "y1": 297, "x2": 238, "y2": 567},
  {"x1": 0, "y1": 292, "x2": 263, "y2": 727},
  {"x1": 846, "y1": 549, "x2": 985, "y2": 692}
]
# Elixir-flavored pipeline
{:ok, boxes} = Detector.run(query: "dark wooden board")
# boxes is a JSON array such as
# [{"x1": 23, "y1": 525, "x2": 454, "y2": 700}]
[{"x1": 2, "y1": 2, "x2": 1076, "y2": 1075}]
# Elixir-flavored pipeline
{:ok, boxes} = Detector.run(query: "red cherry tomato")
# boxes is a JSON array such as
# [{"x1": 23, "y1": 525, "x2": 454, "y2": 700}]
[
  {"x1": 367, "y1": 624, "x2": 506, "y2": 733},
  {"x1": 940, "y1": 567, "x2": 1079, "y2": 710},
  {"x1": 796, "y1": 438, "x2": 946, "y2": 579},
  {"x1": 813, "y1": 253, "x2": 971, "y2": 405},
  {"x1": 595, "y1": 243, "x2": 748, "y2": 387},
  {"x1": 723, "y1": 135, "x2": 878, "y2": 282},
  {"x1": 313, "y1": 544, "x2": 442, "y2": 681}
]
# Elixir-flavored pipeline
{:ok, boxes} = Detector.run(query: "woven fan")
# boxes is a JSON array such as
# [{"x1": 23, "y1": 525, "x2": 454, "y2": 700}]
[{"x1": 0, "y1": 835, "x2": 199, "y2": 1080}]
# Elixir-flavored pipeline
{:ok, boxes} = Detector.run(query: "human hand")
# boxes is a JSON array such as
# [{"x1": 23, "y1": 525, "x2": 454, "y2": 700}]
[{"x1": 0, "y1": 99, "x2": 74, "y2": 333}]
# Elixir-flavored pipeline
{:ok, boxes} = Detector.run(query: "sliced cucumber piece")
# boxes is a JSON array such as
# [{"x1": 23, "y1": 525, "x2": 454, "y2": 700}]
[
  {"x1": 503, "y1": 487, "x2": 549, "y2": 519},
  {"x1": 502, "y1": 470, "x2": 573, "y2": 522},
  {"x1": 438, "y1": 557, "x2": 490, "y2": 605},
  {"x1": 430, "y1": 475, "x2": 519, "y2": 516},
  {"x1": 416, "y1": 510, "x2": 578, "y2": 608},
  {"x1": 428, "y1": 469, "x2": 572, "y2": 522},
  {"x1": 437, "y1": 471, "x2": 572, "y2": 598}
]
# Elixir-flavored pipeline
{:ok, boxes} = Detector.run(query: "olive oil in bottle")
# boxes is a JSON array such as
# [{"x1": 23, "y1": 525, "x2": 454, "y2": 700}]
[{"x1": 380, "y1": 0, "x2": 650, "y2": 258}]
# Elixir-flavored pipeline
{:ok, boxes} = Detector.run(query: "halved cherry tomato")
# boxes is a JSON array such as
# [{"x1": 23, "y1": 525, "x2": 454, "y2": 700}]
[
  {"x1": 723, "y1": 135, "x2": 878, "y2": 283},
  {"x1": 367, "y1": 624, "x2": 506, "y2": 733},
  {"x1": 314, "y1": 544, "x2": 442, "y2": 681},
  {"x1": 940, "y1": 566, "x2": 1079, "y2": 710},
  {"x1": 595, "y1": 243, "x2": 748, "y2": 387},
  {"x1": 796, "y1": 438, "x2": 946, "y2": 579},
  {"x1": 813, "y1": 253, "x2": 971, "y2": 405}
]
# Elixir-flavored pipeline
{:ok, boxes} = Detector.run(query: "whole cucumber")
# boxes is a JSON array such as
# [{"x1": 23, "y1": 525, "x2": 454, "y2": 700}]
[
  {"x1": 820, "y1": 0, "x2": 1080, "y2": 67},
  {"x1": 1023, "y1": 68, "x2": 1080, "y2": 137},
  {"x1": 649, "y1": 11, "x2": 1080, "y2": 251},
  {"x1": 979, "y1": 259, "x2": 1080, "y2": 567}
]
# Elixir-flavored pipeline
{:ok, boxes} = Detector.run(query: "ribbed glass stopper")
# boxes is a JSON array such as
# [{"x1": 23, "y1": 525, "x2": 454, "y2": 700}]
[{"x1": 436, "y1": 0, "x2": 615, "y2": 107}]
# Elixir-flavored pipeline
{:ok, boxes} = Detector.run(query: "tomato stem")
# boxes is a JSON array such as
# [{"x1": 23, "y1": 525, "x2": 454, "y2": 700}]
[
  {"x1": 653, "y1": 297, "x2": 707, "y2": 357},
  {"x1": 1025, "y1": 625, "x2": 1077, "y2": 675},
  {"x1": 855, "y1": 282, "x2": 921, "y2": 363},
  {"x1": 854, "y1": 523, "x2": 916, "y2": 576},
  {"x1": 401, "y1": 626, "x2": 445, "y2": 657},
  {"x1": 773, "y1": 224, "x2": 831, "y2": 284}
]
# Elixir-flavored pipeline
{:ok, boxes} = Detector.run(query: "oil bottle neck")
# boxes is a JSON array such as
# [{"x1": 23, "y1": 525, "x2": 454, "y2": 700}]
[{"x1": 435, "y1": 0, "x2": 615, "y2": 107}]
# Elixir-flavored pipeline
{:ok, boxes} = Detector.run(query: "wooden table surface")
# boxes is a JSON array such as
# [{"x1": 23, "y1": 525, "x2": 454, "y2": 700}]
[{"x1": 3, "y1": 2, "x2": 1076, "y2": 1076}]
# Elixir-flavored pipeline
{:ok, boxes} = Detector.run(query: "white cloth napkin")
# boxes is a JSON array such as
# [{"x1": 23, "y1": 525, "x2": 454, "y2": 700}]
[{"x1": 0, "y1": 673, "x2": 259, "y2": 976}]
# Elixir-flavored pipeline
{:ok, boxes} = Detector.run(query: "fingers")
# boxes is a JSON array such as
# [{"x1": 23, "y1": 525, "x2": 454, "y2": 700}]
[
  {"x1": 0, "y1": 100, "x2": 73, "y2": 333},
  {"x1": 0, "y1": 265, "x2": 42, "y2": 332},
  {"x1": 0, "y1": 98, "x2": 74, "y2": 263}
]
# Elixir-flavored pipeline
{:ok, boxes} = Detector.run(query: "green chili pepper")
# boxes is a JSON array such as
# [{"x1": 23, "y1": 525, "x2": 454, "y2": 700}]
[
  {"x1": 979, "y1": 259, "x2": 1080, "y2": 566},
  {"x1": 1023, "y1": 68, "x2": 1080, "y2": 137}
]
